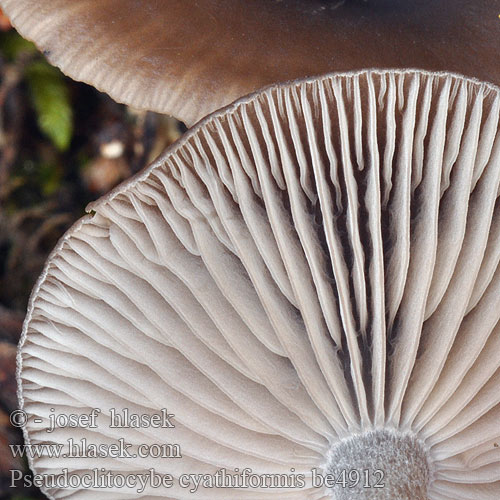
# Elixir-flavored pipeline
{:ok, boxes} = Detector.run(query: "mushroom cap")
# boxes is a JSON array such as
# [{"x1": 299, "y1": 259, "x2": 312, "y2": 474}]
[
  {"x1": 1, "y1": 0, "x2": 498, "y2": 125},
  {"x1": 19, "y1": 69, "x2": 500, "y2": 499}
]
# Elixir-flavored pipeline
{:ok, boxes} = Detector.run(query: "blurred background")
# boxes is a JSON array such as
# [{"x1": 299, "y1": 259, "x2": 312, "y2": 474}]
[{"x1": 0, "y1": 9, "x2": 185, "y2": 499}]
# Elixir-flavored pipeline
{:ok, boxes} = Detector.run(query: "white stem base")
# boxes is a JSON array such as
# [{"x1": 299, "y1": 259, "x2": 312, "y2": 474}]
[{"x1": 325, "y1": 429, "x2": 431, "y2": 499}]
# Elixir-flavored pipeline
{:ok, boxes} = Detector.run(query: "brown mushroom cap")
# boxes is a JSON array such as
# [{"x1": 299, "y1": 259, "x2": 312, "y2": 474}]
[{"x1": 1, "y1": 0, "x2": 498, "y2": 125}]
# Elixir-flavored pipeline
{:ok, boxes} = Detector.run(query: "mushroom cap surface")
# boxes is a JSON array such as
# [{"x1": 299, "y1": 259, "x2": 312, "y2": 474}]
[
  {"x1": 1, "y1": 0, "x2": 498, "y2": 125},
  {"x1": 19, "y1": 69, "x2": 500, "y2": 499}
]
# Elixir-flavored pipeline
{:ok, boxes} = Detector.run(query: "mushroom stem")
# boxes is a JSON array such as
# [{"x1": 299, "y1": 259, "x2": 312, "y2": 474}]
[{"x1": 325, "y1": 429, "x2": 432, "y2": 499}]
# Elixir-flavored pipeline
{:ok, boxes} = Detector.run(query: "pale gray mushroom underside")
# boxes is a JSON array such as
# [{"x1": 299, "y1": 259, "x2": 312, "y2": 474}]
[{"x1": 19, "y1": 70, "x2": 500, "y2": 499}]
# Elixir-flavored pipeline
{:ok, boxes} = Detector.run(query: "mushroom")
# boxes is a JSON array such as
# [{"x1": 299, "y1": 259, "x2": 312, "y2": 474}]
[
  {"x1": 0, "y1": 0, "x2": 498, "y2": 125},
  {"x1": 18, "y1": 69, "x2": 500, "y2": 499}
]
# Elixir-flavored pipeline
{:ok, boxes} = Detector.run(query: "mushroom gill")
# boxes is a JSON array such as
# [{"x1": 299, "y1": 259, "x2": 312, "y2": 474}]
[
  {"x1": 0, "y1": 0, "x2": 498, "y2": 125},
  {"x1": 19, "y1": 70, "x2": 500, "y2": 499}
]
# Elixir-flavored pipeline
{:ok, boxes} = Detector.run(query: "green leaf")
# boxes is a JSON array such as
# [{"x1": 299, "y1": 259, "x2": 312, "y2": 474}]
[
  {"x1": 0, "y1": 30, "x2": 36, "y2": 60},
  {"x1": 26, "y1": 60, "x2": 73, "y2": 151}
]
